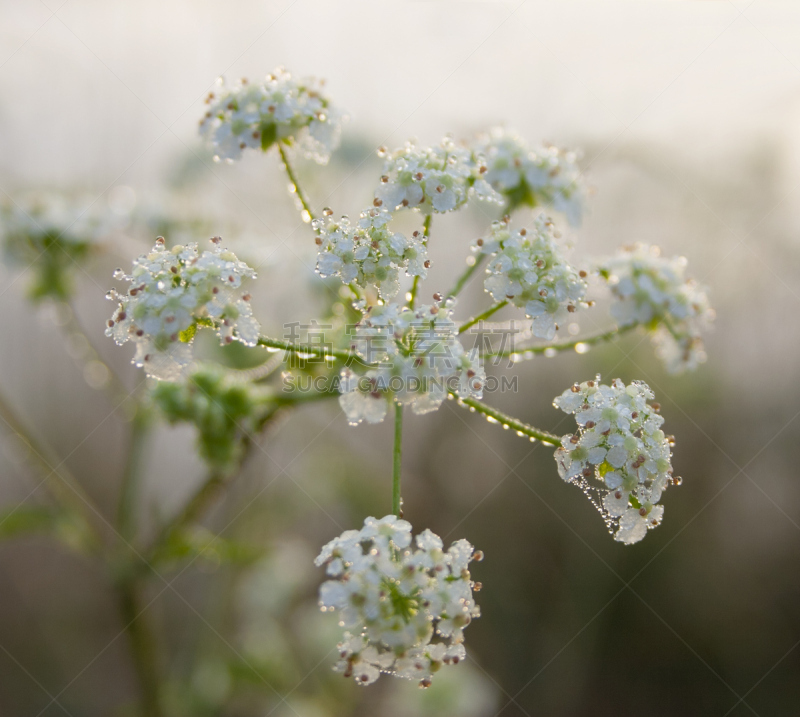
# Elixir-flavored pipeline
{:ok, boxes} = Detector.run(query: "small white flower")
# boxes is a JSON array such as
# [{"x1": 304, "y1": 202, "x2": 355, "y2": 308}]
[
  {"x1": 338, "y1": 300, "x2": 485, "y2": 424},
  {"x1": 316, "y1": 516, "x2": 481, "y2": 687},
  {"x1": 477, "y1": 216, "x2": 587, "y2": 340},
  {"x1": 199, "y1": 68, "x2": 343, "y2": 164},
  {"x1": 105, "y1": 237, "x2": 260, "y2": 381},
  {"x1": 553, "y1": 377, "x2": 678, "y2": 544},
  {"x1": 599, "y1": 244, "x2": 714, "y2": 374},
  {"x1": 375, "y1": 137, "x2": 501, "y2": 215},
  {"x1": 473, "y1": 127, "x2": 585, "y2": 225},
  {"x1": 312, "y1": 207, "x2": 429, "y2": 299}
]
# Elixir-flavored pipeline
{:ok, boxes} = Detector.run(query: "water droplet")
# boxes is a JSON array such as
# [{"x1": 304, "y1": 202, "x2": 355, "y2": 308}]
[
  {"x1": 575, "y1": 342, "x2": 589, "y2": 354},
  {"x1": 544, "y1": 348, "x2": 557, "y2": 358}
]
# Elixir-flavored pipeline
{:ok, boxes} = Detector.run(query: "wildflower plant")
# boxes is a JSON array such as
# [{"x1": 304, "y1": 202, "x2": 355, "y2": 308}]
[{"x1": 0, "y1": 65, "x2": 714, "y2": 714}]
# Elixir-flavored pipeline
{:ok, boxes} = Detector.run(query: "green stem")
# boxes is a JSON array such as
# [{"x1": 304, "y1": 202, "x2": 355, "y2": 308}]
[
  {"x1": 116, "y1": 579, "x2": 164, "y2": 717},
  {"x1": 485, "y1": 323, "x2": 636, "y2": 359},
  {"x1": 278, "y1": 144, "x2": 315, "y2": 222},
  {"x1": 450, "y1": 393, "x2": 561, "y2": 446},
  {"x1": 116, "y1": 407, "x2": 150, "y2": 541},
  {"x1": 458, "y1": 300, "x2": 508, "y2": 335},
  {"x1": 447, "y1": 253, "x2": 487, "y2": 299},
  {"x1": 392, "y1": 401, "x2": 403, "y2": 516},
  {"x1": 408, "y1": 214, "x2": 432, "y2": 309},
  {"x1": 0, "y1": 389, "x2": 104, "y2": 549},
  {"x1": 257, "y1": 335, "x2": 373, "y2": 368}
]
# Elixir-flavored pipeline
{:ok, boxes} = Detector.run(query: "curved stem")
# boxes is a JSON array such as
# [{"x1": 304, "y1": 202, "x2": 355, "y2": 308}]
[
  {"x1": 450, "y1": 392, "x2": 561, "y2": 446},
  {"x1": 458, "y1": 300, "x2": 508, "y2": 335},
  {"x1": 278, "y1": 144, "x2": 315, "y2": 223},
  {"x1": 392, "y1": 401, "x2": 403, "y2": 517},
  {"x1": 0, "y1": 389, "x2": 105, "y2": 550},
  {"x1": 407, "y1": 214, "x2": 432, "y2": 309},
  {"x1": 447, "y1": 253, "x2": 487, "y2": 299},
  {"x1": 485, "y1": 323, "x2": 636, "y2": 359}
]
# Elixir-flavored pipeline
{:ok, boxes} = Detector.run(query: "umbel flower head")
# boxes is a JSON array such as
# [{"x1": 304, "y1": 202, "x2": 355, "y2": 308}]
[
  {"x1": 1, "y1": 194, "x2": 118, "y2": 302},
  {"x1": 476, "y1": 215, "x2": 588, "y2": 340},
  {"x1": 553, "y1": 377, "x2": 679, "y2": 545},
  {"x1": 315, "y1": 515, "x2": 481, "y2": 687},
  {"x1": 375, "y1": 137, "x2": 501, "y2": 214},
  {"x1": 599, "y1": 244, "x2": 714, "y2": 374},
  {"x1": 199, "y1": 67, "x2": 342, "y2": 164},
  {"x1": 473, "y1": 127, "x2": 585, "y2": 226},
  {"x1": 312, "y1": 207, "x2": 429, "y2": 300},
  {"x1": 338, "y1": 299, "x2": 485, "y2": 424},
  {"x1": 105, "y1": 237, "x2": 260, "y2": 381}
]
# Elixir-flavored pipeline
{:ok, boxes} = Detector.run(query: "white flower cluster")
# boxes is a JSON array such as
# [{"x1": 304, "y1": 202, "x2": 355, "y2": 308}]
[
  {"x1": 339, "y1": 300, "x2": 485, "y2": 424},
  {"x1": 599, "y1": 244, "x2": 714, "y2": 374},
  {"x1": 375, "y1": 138, "x2": 501, "y2": 214},
  {"x1": 1, "y1": 193, "x2": 125, "y2": 301},
  {"x1": 105, "y1": 237, "x2": 260, "y2": 381},
  {"x1": 474, "y1": 127, "x2": 585, "y2": 226},
  {"x1": 312, "y1": 207, "x2": 429, "y2": 300},
  {"x1": 315, "y1": 515, "x2": 481, "y2": 687},
  {"x1": 477, "y1": 216, "x2": 587, "y2": 340},
  {"x1": 199, "y1": 68, "x2": 342, "y2": 164},
  {"x1": 553, "y1": 377, "x2": 678, "y2": 545}
]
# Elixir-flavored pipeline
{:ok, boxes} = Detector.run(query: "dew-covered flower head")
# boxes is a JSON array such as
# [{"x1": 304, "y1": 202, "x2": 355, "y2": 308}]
[
  {"x1": 315, "y1": 515, "x2": 481, "y2": 687},
  {"x1": 474, "y1": 127, "x2": 585, "y2": 226},
  {"x1": 199, "y1": 68, "x2": 342, "y2": 164},
  {"x1": 105, "y1": 236, "x2": 260, "y2": 381},
  {"x1": 553, "y1": 377, "x2": 679, "y2": 545},
  {"x1": 313, "y1": 207, "x2": 429, "y2": 300},
  {"x1": 375, "y1": 137, "x2": 501, "y2": 214},
  {"x1": 599, "y1": 244, "x2": 714, "y2": 374},
  {"x1": 338, "y1": 299, "x2": 484, "y2": 424},
  {"x1": 476, "y1": 216, "x2": 588, "y2": 340}
]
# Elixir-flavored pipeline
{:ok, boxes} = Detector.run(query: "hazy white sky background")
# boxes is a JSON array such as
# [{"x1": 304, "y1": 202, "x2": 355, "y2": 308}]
[{"x1": 3, "y1": 0, "x2": 800, "y2": 186}]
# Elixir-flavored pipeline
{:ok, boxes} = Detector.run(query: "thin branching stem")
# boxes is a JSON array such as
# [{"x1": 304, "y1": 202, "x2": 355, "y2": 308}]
[
  {"x1": 458, "y1": 300, "x2": 508, "y2": 335},
  {"x1": 485, "y1": 323, "x2": 636, "y2": 359},
  {"x1": 449, "y1": 393, "x2": 561, "y2": 446},
  {"x1": 116, "y1": 405, "x2": 150, "y2": 541},
  {"x1": 256, "y1": 335, "x2": 374, "y2": 368},
  {"x1": 278, "y1": 144, "x2": 315, "y2": 222},
  {"x1": 392, "y1": 401, "x2": 403, "y2": 516},
  {"x1": 408, "y1": 214, "x2": 432, "y2": 308},
  {"x1": 0, "y1": 389, "x2": 105, "y2": 549},
  {"x1": 447, "y1": 253, "x2": 487, "y2": 299}
]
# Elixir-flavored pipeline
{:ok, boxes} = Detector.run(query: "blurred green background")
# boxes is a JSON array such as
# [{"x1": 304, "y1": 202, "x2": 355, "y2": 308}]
[{"x1": 1, "y1": 1, "x2": 799, "y2": 715}]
